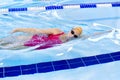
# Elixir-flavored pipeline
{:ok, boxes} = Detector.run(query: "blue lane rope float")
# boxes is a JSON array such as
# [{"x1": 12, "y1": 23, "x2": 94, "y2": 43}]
[
  {"x1": 0, "y1": 51, "x2": 120, "y2": 78},
  {"x1": 0, "y1": 2, "x2": 120, "y2": 13}
]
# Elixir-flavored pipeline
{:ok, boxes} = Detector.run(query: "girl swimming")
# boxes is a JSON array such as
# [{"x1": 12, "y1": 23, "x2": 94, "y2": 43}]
[{"x1": 0, "y1": 27, "x2": 82, "y2": 50}]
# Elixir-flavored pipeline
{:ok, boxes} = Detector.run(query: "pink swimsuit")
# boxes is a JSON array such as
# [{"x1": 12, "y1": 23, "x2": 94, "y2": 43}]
[{"x1": 24, "y1": 32, "x2": 64, "y2": 49}]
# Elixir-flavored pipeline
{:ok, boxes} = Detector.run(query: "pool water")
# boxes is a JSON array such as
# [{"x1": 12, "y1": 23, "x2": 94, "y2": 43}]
[{"x1": 0, "y1": 0, "x2": 120, "y2": 80}]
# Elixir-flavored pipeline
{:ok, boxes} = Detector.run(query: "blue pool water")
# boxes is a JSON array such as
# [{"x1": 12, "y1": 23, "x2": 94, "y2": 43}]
[{"x1": 0, "y1": 0, "x2": 120, "y2": 80}]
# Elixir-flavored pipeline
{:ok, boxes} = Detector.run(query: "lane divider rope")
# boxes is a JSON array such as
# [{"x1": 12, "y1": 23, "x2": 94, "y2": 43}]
[{"x1": 0, "y1": 2, "x2": 120, "y2": 13}]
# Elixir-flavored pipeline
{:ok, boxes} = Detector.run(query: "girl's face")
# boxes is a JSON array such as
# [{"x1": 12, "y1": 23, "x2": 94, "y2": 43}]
[{"x1": 68, "y1": 27, "x2": 82, "y2": 38}]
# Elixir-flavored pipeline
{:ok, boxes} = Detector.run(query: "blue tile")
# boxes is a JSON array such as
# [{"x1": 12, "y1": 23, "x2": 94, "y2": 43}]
[
  {"x1": 37, "y1": 62, "x2": 52, "y2": 68},
  {"x1": 69, "y1": 62, "x2": 85, "y2": 68},
  {"x1": 96, "y1": 54, "x2": 111, "y2": 59},
  {"x1": 81, "y1": 56, "x2": 99, "y2": 66},
  {"x1": 68, "y1": 58, "x2": 85, "y2": 68},
  {"x1": 112, "y1": 56, "x2": 120, "y2": 61},
  {"x1": 21, "y1": 64, "x2": 36, "y2": 70},
  {"x1": 82, "y1": 56, "x2": 97, "y2": 62},
  {"x1": 54, "y1": 65, "x2": 69, "y2": 71},
  {"x1": 22, "y1": 68, "x2": 36, "y2": 75},
  {"x1": 5, "y1": 71, "x2": 21, "y2": 77},
  {"x1": 67, "y1": 58, "x2": 82, "y2": 63},
  {"x1": 0, "y1": 68, "x2": 3, "y2": 73},
  {"x1": 5, "y1": 66, "x2": 20, "y2": 72},
  {"x1": 0, "y1": 73, "x2": 3, "y2": 78},
  {"x1": 38, "y1": 66, "x2": 53, "y2": 73},
  {"x1": 111, "y1": 52, "x2": 120, "y2": 57},
  {"x1": 52, "y1": 60, "x2": 67, "y2": 66},
  {"x1": 98, "y1": 58, "x2": 113, "y2": 63},
  {"x1": 84, "y1": 60, "x2": 99, "y2": 66}
]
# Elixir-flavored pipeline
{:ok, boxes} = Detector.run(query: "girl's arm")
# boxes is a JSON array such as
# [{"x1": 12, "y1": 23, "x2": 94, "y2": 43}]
[
  {"x1": 81, "y1": 30, "x2": 113, "y2": 40},
  {"x1": 11, "y1": 28, "x2": 62, "y2": 34}
]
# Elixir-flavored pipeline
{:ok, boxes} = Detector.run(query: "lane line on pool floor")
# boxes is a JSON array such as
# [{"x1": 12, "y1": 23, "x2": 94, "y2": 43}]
[{"x1": 0, "y1": 51, "x2": 120, "y2": 78}]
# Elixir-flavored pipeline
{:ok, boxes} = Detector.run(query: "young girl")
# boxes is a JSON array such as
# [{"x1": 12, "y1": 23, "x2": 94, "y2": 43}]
[{"x1": 0, "y1": 27, "x2": 82, "y2": 50}]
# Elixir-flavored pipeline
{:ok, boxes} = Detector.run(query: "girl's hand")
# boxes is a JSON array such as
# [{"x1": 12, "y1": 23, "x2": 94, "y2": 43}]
[{"x1": 10, "y1": 28, "x2": 19, "y2": 34}]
